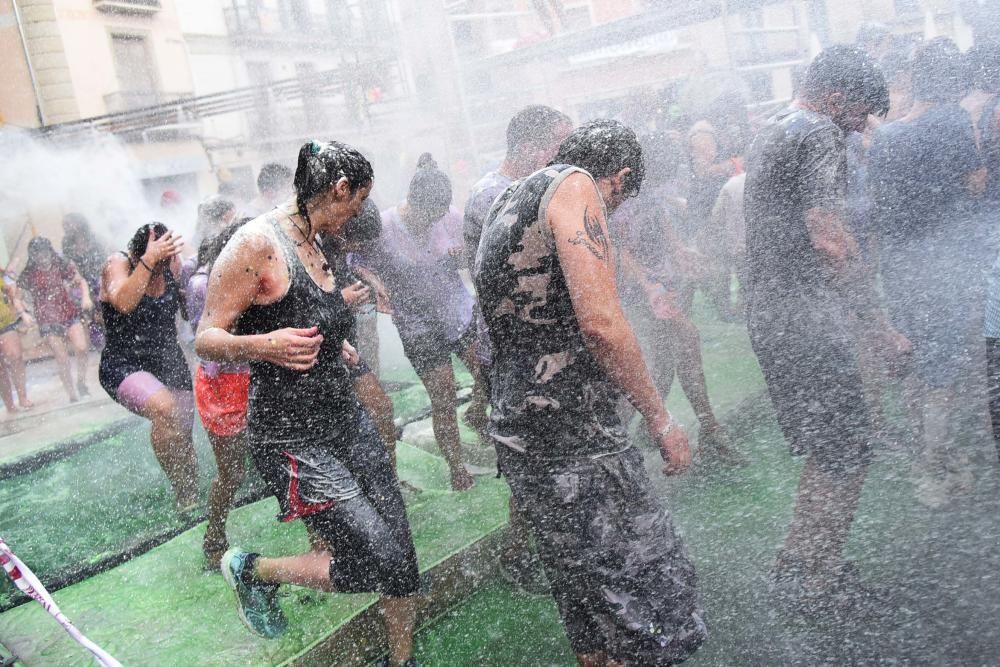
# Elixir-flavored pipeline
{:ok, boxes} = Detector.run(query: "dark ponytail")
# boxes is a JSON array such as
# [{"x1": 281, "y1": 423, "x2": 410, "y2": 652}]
[
  {"x1": 126, "y1": 222, "x2": 187, "y2": 319},
  {"x1": 294, "y1": 140, "x2": 374, "y2": 237},
  {"x1": 407, "y1": 153, "x2": 452, "y2": 216}
]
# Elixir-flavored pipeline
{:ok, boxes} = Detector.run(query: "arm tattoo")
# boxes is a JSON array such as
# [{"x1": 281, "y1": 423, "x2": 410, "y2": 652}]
[{"x1": 569, "y1": 205, "x2": 609, "y2": 262}]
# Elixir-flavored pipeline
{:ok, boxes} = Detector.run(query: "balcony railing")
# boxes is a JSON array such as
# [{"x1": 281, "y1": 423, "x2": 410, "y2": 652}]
[
  {"x1": 104, "y1": 90, "x2": 189, "y2": 114},
  {"x1": 93, "y1": 0, "x2": 161, "y2": 15}
]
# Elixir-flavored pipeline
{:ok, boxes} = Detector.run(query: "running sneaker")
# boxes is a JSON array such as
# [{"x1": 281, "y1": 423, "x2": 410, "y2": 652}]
[{"x1": 221, "y1": 548, "x2": 288, "y2": 639}]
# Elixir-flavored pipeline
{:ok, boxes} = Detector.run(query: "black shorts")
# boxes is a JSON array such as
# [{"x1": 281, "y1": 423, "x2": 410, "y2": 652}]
[
  {"x1": 248, "y1": 404, "x2": 420, "y2": 598},
  {"x1": 749, "y1": 300, "x2": 872, "y2": 474},
  {"x1": 400, "y1": 325, "x2": 475, "y2": 376},
  {"x1": 496, "y1": 445, "x2": 707, "y2": 665},
  {"x1": 38, "y1": 316, "x2": 81, "y2": 338}
]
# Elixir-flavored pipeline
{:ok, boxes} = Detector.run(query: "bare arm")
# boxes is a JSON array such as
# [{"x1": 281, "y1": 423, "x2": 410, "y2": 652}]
[
  {"x1": 69, "y1": 264, "x2": 93, "y2": 311},
  {"x1": 549, "y1": 174, "x2": 690, "y2": 472},
  {"x1": 195, "y1": 230, "x2": 322, "y2": 371},
  {"x1": 101, "y1": 231, "x2": 183, "y2": 314}
]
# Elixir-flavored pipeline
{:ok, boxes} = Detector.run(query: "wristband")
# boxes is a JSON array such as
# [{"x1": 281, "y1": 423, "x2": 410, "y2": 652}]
[{"x1": 138, "y1": 258, "x2": 153, "y2": 273}]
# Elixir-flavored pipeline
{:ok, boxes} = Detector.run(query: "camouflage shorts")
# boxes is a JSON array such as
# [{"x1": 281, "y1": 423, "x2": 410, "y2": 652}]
[{"x1": 497, "y1": 445, "x2": 707, "y2": 665}]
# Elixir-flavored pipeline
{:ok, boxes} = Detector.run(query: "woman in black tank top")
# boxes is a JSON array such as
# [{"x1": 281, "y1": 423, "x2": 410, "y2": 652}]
[
  {"x1": 99, "y1": 223, "x2": 199, "y2": 513},
  {"x1": 195, "y1": 141, "x2": 421, "y2": 664}
]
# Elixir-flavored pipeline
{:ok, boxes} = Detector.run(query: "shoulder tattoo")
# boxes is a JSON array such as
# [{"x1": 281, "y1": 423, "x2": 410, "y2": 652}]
[{"x1": 569, "y1": 205, "x2": 609, "y2": 262}]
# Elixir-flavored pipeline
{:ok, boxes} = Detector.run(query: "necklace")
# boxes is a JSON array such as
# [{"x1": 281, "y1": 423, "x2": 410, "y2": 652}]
[{"x1": 286, "y1": 212, "x2": 332, "y2": 274}]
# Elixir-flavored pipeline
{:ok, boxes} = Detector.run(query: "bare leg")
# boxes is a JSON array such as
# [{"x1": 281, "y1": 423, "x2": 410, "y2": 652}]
[
  {"x1": 666, "y1": 316, "x2": 722, "y2": 433},
  {"x1": 780, "y1": 454, "x2": 868, "y2": 583},
  {"x1": 140, "y1": 388, "x2": 199, "y2": 509},
  {"x1": 0, "y1": 332, "x2": 31, "y2": 407},
  {"x1": 416, "y1": 362, "x2": 474, "y2": 491},
  {"x1": 46, "y1": 335, "x2": 78, "y2": 402},
  {"x1": 204, "y1": 431, "x2": 246, "y2": 564},
  {"x1": 66, "y1": 322, "x2": 90, "y2": 395},
  {"x1": 381, "y1": 596, "x2": 416, "y2": 666},
  {"x1": 457, "y1": 341, "x2": 489, "y2": 436},
  {"x1": 253, "y1": 553, "x2": 416, "y2": 664},
  {"x1": 255, "y1": 551, "x2": 335, "y2": 591},
  {"x1": 0, "y1": 363, "x2": 16, "y2": 414},
  {"x1": 355, "y1": 372, "x2": 397, "y2": 467}
]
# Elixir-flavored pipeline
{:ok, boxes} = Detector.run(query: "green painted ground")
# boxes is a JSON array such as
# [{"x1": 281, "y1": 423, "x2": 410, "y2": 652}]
[
  {"x1": 413, "y1": 313, "x2": 1000, "y2": 665},
  {"x1": 0, "y1": 368, "x2": 476, "y2": 611},
  {"x1": 0, "y1": 443, "x2": 510, "y2": 666}
]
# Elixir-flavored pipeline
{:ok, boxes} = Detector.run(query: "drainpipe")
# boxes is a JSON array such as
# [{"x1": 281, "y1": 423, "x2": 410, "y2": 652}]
[{"x1": 11, "y1": 0, "x2": 47, "y2": 127}]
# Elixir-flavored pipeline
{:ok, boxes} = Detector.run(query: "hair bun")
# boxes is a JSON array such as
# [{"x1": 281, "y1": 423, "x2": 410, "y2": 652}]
[{"x1": 416, "y1": 153, "x2": 438, "y2": 170}]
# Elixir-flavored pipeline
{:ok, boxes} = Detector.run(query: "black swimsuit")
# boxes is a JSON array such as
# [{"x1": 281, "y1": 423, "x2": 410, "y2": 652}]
[{"x1": 99, "y1": 253, "x2": 191, "y2": 399}]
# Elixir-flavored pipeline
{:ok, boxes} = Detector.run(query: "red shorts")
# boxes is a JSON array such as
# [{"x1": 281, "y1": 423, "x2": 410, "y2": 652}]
[{"x1": 194, "y1": 367, "x2": 250, "y2": 437}]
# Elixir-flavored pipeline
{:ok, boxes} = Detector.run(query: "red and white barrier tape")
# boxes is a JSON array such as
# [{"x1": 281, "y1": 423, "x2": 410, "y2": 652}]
[{"x1": 0, "y1": 539, "x2": 122, "y2": 667}]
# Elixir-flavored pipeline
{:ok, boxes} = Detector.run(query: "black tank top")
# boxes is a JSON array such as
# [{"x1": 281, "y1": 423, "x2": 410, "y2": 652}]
[
  {"x1": 235, "y1": 219, "x2": 356, "y2": 444},
  {"x1": 99, "y1": 253, "x2": 191, "y2": 393}
]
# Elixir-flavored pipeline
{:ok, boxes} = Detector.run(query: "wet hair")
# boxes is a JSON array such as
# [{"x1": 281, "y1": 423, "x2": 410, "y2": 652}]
[
  {"x1": 966, "y1": 40, "x2": 1000, "y2": 94},
  {"x1": 197, "y1": 195, "x2": 235, "y2": 228},
  {"x1": 125, "y1": 222, "x2": 186, "y2": 317},
  {"x1": 506, "y1": 105, "x2": 571, "y2": 156},
  {"x1": 257, "y1": 162, "x2": 293, "y2": 195},
  {"x1": 551, "y1": 119, "x2": 645, "y2": 198},
  {"x1": 407, "y1": 153, "x2": 452, "y2": 215},
  {"x1": 879, "y1": 48, "x2": 912, "y2": 86},
  {"x1": 910, "y1": 37, "x2": 966, "y2": 104},
  {"x1": 800, "y1": 45, "x2": 890, "y2": 117},
  {"x1": 22, "y1": 237, "x2": 60, "y2": 277},
  {"x1": 197, "y1": 217, "x2": 253, "y2": 270},
  {"x1": 856, "y1": 21, "x2": 892, "y2": 52},
  {"x1": 320, "y1": 199, "x2": 383, "y2": 258},
  {"x1": 127, "y1": 222, "x2": 169, "y2": 262},
  {"x1": 294, "y1": 140, "x2": 374, "y2": 236}
]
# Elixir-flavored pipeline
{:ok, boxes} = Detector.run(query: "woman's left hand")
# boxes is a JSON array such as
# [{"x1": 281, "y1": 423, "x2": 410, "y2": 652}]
[
  {"x1": 341, "y1": 339, "x2": 360, "y2": 368},
  {"x1": 80, "y1": 296, "x2": 94, "y2": 313}
]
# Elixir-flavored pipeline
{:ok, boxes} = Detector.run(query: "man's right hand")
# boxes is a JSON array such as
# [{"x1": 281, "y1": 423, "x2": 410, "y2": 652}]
[
  {"x1": 657, "y1": 424, "x2": 692, "y2": 476},
  {"x1": 260, "y1": 326, "x2": 324, "y2": 371},
  {"x1": 141, "y1": 230, "x2": 184, "y2": 267}
]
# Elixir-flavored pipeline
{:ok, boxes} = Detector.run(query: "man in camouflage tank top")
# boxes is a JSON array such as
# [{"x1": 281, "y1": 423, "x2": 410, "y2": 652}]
[{"x1": 475, "y1": 120, "x2": 706, "y2": 665}]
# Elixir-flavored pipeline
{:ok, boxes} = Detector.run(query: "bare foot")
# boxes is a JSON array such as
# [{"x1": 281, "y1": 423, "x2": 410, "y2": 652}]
[
  {"x1": 19, "y1": 399, "x2": 34, "y2": 409},
  {"x1": 451, "y1": 469, "x2": 475, "y2": 492}
]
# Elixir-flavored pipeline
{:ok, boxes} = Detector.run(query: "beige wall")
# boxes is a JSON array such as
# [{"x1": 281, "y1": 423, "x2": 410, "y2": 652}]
[
  {"x1": 53, "y1": 0, "x2": 193, "y2": 118},
  {"x1": 0, "y1": 0, "x2": 44, "y2": 127}
]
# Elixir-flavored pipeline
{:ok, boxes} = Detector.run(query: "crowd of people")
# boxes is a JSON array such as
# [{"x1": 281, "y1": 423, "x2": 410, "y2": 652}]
[{"x1": 7, "y1": 26, "x2": 1000, "y2": 665}]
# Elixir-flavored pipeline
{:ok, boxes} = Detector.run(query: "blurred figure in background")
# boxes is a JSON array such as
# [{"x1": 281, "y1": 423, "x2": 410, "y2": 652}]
[
  {"x1": 0, "y1": 274, "x2": 32, "y2": 413},
  {"x1": 746, "y1": 46, "x2": 907, "y2": 613},
  {"x1": 240, "y1": 162, "x2": 293, "y2": 219},
  {"x1": 475, "y1": 119, "x2": 705, "y2": 665},
  {"x1": 100, "y1": 223, "x2": 199, "y2": 512},
  {"x1": 361, "y1": 153, "x2": 482, "y2": 492},
  {"x1": 870, "y1": 37, "x2": 988, "y2": 505},
  {"x1": 968, "y1": 41, "x2": 1000, "y2": 458},
  {"x1": 193, "y1": 195, "x2": 236, "y2": 248},
  {"x1": 320, "y1": 200, "x2": 400, "y2": 474},
  {"x1": 18, "y1": 237, "x2": 93, "y2": 402},
  {"x1": 62, "y1": 213, "x2": 107, "y2": 349},
  {"x1": 686, "y1": 93, "x2": 750, "y2": 320},
  {"x1": 614, "y1": 131, "x2": 747, "y2": 466},
  {"x1": 464, "y1": 104, "x2": 572, "y2": 593},
  {"x1": 188, "y1": 218, "x2": 252, "y2": 568}
]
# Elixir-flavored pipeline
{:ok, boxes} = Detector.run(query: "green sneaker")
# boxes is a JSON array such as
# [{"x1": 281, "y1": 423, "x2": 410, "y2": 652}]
[{"x1": 221, "y1": 548, "x2": 288, "y2": 639}]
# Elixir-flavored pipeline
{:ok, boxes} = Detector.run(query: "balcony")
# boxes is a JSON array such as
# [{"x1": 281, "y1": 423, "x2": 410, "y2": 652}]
[
  {"x1": 104, "y1": 90, "x2": 189, "y2": 114},
  {"x1": 93, "y1": 0, "x2": 161, "y2": 15}
]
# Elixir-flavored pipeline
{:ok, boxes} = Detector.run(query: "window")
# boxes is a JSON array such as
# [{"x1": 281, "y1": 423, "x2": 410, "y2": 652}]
[{"x1": 111, "y1": 34, "x2": 158, "y2": 109}]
